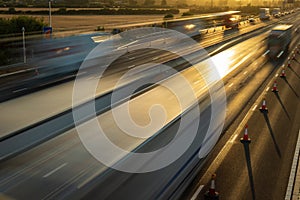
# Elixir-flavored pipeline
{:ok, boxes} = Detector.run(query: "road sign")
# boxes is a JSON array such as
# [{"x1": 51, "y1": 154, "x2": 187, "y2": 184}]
[{"x1": 43, "y1": 26, "x2": 52, "y2": 34}]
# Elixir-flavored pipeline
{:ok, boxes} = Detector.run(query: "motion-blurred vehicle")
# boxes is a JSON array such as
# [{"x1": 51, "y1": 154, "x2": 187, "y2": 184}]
[
  {"x1": 274, "y1": 14, "x2": 281, "y2": 18},
  {"x1": 259, "y1": 8, "x2": 271, "y2": 20},
  {"x1": 111, "y1": 28, "x2": 122, "y2": 35},
  {"x1": 223, "y1": 13, "x2": 241, "y2": 29},
  {"x1": 248, "y1": 18, "x2": 256, "y2": 24},
  {"x1": 267, "y1": 24, "x2": 293, "y2": 59},
  {"x1": 272, "y1": 8, "x2": 281, "y2": 18}
]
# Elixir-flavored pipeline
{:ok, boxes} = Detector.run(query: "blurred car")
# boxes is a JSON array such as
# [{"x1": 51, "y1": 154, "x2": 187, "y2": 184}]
[
  {"x1": 248, "y1": 18, "x2": 256, "y2": 24},
  {"x1": 274, "y1": 14, "x2": 281, "y2": 18},
  {"x1": 111, "y1": 28, "x2": 122, "y2": 35}
]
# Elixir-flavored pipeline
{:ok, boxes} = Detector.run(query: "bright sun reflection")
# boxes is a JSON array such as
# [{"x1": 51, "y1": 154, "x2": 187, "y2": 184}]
[
  {"x1": 184, "y1": 24, "x2": 196, "y2": 30},
  {"x1": 211, "y1": 49, "x2": 235, "y2": 78}
]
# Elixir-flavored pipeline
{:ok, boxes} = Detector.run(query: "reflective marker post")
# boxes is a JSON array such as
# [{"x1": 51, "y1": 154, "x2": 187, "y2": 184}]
[
  {"x1": 22, "y1": 27, "x2": 26, "y2": 64},
  {"x1": 49, "y1": 0, "x2": 52, "y2": 28}
]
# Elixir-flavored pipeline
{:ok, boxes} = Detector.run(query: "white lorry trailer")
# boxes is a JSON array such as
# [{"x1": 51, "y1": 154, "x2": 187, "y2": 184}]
[{"x1": 267, "y1": 24, "x2": 293, "y2": 59}]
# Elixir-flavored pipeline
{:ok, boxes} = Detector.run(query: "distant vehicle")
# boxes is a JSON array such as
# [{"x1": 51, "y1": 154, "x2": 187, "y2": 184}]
[
  {"x1": 223, "y1": 13, "x2": 241, "y2": 29},
  {"x1": 267, "y1": 24, "x2": 293, "y2": 59},
  {"x1": 162, "y1": 11, "x2": 241, "y2": 39},
  {"x1": 274, "y1": 14, "x2": 281, "y2": 18},
  {"x1": 272, "y1": 8, "x2": 281, "y2": 18},
  {"x1": 111, "y1": 28, "x2": 122, "y2": 35},
  {"x1": 248, "y1": 18, "x2": 256, "y2": 24},
  {"x1": 259, "y1": 8, "x2": 271, "y2": 20}
]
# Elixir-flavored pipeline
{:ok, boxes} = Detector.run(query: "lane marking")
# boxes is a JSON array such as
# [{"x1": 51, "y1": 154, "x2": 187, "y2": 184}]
[
  {"x1": 263, "y1": 50, "x2": 270, "y2": 57},
  {"x1": 266, "y1": 86, "x2": 270, "y2": 92},
  {"x1": 77, "y1": 71, "x2": 87, "y2": 76},
  {"x1": 128, "y1": 56, "x2": 135, "y2": 60},
  {"x1": 77, "y1": 168, "x2": 105, "y2": 189},
  {"x1": 285, "y1": 129, "x2": 300, "y2": 200},
  {"x1": 193, "y1": 80, "x2": 200, "y2": 85},
  {"x1": 228, "y1": 83, "x2": 234, "y2": 88},
  {"x1": 13, "y1": 88, "x2": 27, "y2": 93},
  {"x1": 229, "y1": 134, "x2": 238, "y2": 143},
  {"x1": 252, "y1": 104, "x2": 257, "y2": 111},
  {"x1": 243, "y1": 71, "x2": 248, "y2": 75},
  {"x1": 0, "y1": 68, "x2": 34, "y2": 78},
  {"x1": 101, "y1": 64, "x2": 109, "y2": 69},
  {"x1": 127, "y1": 65, "x2": 135, "y2": 69},
  {"x1": 87, "y1": 76, "x2": 95, "y2": 81},
  {"x1": 152, "y1": 56, "x2": 160, "y2": 61},
  {"x1": 190, "y1": 185, "x2": 204, "y2": 200},
  {"x1": 275, "y1": 73, "x2": 279, "y2": 77},
  {"x1": 43, "y1": 163, "x2": 68, "y2": 178},
  {"x1": 277, "y1": 51, "x2": 284, "y2": 58},
  {"x1": 117, "y1": 40, "x2": 138, "y2": 50}
]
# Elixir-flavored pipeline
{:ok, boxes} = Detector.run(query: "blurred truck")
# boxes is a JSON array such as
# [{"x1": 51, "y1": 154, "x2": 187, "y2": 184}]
[
  {"x1": 267, "y1": 24, "x2": 293, "y2": 59},
  {"x1": 224, "y1": 14, "x2": 241, "y2": 29},
  {"x1": 272, "y1": 8, "x2": 281, "y2": 18},
  {"x1": 260, "y1": 8, "x2": 271, "y2": 20}
]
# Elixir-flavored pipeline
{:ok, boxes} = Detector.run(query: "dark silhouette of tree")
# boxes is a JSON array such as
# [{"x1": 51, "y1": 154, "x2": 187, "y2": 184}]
[
  {"x1": 129, "y1": 0, "x2": 138, "y2": 6},
  {"x1": 144, "y1": 0, "x2": 155, "y2": 6},
  {"x1": 161, "y1": 0, "x2": 167, "y2": 6}
]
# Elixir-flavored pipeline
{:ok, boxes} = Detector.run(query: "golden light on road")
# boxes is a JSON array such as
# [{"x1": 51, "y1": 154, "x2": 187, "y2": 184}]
[
  {"x1": 184, "y1": 24, "x2": 196, "y2": 30},
  {"x1": 211, "y1": 49, "x2": 235, "y2": 78}
]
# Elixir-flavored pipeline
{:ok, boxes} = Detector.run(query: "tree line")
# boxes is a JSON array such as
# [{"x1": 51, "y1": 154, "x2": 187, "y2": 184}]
[
  {"x1": 0, "y1": 15, "x2": 46, "y2": 35},
  {"x1": 1, "y1": 7, "x2": 180, "y2": 15}
]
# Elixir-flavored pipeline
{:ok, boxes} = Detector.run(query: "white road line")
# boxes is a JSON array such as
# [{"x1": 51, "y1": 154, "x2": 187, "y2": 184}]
[
  {"x1": 43, "y1": 163, "x2": 68, "y2": 178},
  {"x1": 127, "y1": 65, "x2": 135, "y2": 69},
  {"x1": 275, "y1": 73, "x2": 279, "y2": 77},
  {"x1": 128, "y1": 56, "x2": 135, "y2": 60},
  {"x1": 77, "y1": 71, "x2": 87, "y2": 76},
  {"x1": 77, "y1": 168, "x2": 105, "y2": 189},
  {"x1": 243, "y1": 71, "x2": 248, "y2": 75},
  {"x1": 285, "y1": 129, "x2": 300, "y2": 200},
  {"x1": 228, "y1": 83, "x2": 234, "y2": 88},
  {"x1": 101, "y1": 64, "x2": 109, "y2": 68},
  {"x1": 152, "y1": 56, "x2": 160, "y2": 61},
  {"x1": 252, "y1": 104, "x2": 257, "y2": 111},
  {"x1": 190, "y1": 185, "x2": 204, "y2": 200},
  {"x1": 13, "y1": 88, "x2": 27, "y2": 93},
  {"x1": 266, "y1": 86, "x2": 270, "y2": 92},
  {"x1": 117, "y1": 40, "x2": 138, "y2": 50},
  {"x1": 87, "y1": 76, "x2": 94, "y2": 81},
  {"x1": 194, "y1": 80, "x2": 200, "y2": 85},
  {"x1": 229, "y1": 134, "x2": 238, "y2": 143},
  {"x1": 0, "y1": 68, "x2": 32, "y2": 78},
  {"x1": 262, "y1": 50, "x2": 270, "y2": 57}
]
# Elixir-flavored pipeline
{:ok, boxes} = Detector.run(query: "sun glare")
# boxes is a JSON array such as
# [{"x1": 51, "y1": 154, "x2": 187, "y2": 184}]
[{"x1": 211, "y1": 49, "x2": 235, "y2": 78}]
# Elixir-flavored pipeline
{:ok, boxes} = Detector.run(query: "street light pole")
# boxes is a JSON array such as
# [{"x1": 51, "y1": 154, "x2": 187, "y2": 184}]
[
  {"x1": 22, "y1": 27, "x2": 26, "y2": 64},
  {"x1": 49, "y1": 0, "x2": 52, "y2": 28}
]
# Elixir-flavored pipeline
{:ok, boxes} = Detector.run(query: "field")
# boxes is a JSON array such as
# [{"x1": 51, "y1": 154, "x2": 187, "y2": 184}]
[{"x1": 0, "y1": 14, "x2": 170, "y2": 32}]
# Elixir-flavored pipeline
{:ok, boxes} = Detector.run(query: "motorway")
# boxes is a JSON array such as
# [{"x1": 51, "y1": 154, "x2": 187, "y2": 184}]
[
  {"x1": 0, "y1": 14, "x2": 286, "y2": 137},
  {"x1": 0, "y1": 11, "x2": 300, "y2": 200}
]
